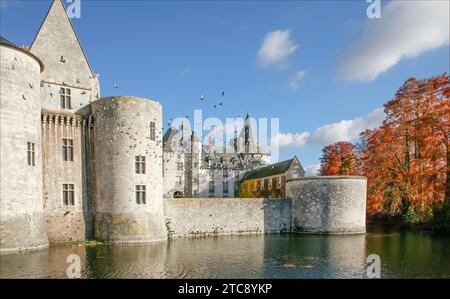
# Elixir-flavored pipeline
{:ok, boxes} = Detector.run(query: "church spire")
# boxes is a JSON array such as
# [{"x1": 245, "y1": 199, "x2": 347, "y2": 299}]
[{"x1": 241, "y1": 113, "x2": 258, "y2": 153}]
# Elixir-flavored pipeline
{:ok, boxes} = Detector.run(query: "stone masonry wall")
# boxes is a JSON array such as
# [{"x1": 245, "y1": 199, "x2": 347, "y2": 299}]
[
  {"x1": 164, "y1": 198, "x2": 291, "y2": 238},
  {"x1": 286, "y1": 176, "x2": 367, "y2": 234},
  {"x1": 91, "y1": 96, "x2": 167, "y2": 243},
  {"x1": 0, "y1": 44, "x2": 48, "y2": 252},
  {"x1": 41, "y1": 112, "x2": 92, "y2": 242}
]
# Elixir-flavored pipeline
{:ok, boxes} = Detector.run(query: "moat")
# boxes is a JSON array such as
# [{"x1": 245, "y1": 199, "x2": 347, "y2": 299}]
[{"x1": 1, "y1": 227, "x2": 449, "y2": 279}]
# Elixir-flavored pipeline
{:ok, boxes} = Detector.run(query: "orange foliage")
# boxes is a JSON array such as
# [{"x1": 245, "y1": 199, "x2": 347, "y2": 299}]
[
  {"x1": 319, "y1": 74, "x2": 450, "y2": 221},
  {"x1": 361, "y1": 75, "x2": 449, "y2": 219},
  {"x1": 319, "y1": 141, "x2": 359, "y2": 176}
]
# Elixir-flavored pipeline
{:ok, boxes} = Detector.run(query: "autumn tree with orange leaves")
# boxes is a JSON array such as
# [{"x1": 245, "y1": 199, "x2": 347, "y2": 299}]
[
  {"x1": 319, "y1": 74, "x2": 449, "y2": 227},
  {"x1": 319, "y1": 141, "x2": 359, "y2": 176}
]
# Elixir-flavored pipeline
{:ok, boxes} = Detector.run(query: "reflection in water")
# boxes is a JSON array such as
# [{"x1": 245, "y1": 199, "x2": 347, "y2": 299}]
[
  {"x1": 1, "y1": 229, "x2": 449, "y2": 278},
  {"x1": 262, "y1": 234, "x2": 366, "y2": 278}
]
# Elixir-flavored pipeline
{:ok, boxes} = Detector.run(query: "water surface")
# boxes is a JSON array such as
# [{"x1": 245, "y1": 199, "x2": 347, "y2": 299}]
[{"x1": 1, "y1": 227, "x2": 449, "y2": 278}]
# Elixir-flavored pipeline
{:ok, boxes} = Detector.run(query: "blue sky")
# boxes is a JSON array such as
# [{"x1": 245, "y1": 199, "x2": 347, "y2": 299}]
[{"x1": 1, "y1": 0, "x2": 449, "y2": 174}]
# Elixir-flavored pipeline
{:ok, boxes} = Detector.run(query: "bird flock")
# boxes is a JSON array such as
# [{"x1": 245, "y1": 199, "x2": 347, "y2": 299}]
[{"x1": 201, "y1": 90, "x2": 225, "y2": 109}]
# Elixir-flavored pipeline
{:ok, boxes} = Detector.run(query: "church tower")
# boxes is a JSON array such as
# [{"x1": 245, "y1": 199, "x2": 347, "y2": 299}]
[
  {"x1": 242, "y1": 113, "x2": 258, "y2": 153},
  {"x1": 30, "y1": 0, "x2": 99, "y2": 242}
]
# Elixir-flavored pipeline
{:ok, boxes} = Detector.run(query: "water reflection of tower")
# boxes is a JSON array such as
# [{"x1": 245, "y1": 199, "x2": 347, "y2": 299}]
[
  {"x1": 83, "y1": 243, "x2": 167, "y2": 278},
  {"x1": 163, "y1": 235, "x2": 265, "y2": 278}
]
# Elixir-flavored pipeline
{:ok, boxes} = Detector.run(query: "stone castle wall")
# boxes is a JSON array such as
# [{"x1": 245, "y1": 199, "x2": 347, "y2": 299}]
[
  {"x1": 41, "y1": 112, "x2": 93, "y2": 242},
  {"x1": 286, "y1": 176, "x2": 367, "y2": 234},
  {"x1": 1, "y1": 1, "x2": 367, "y2": 253},
  {"x1": 91, "y1": 96, "x2": 167, "y2": 243},
  {"x1": 0, "y1": 44, "x2": 48, "y2": 252},
  {"x1": 164, "y1": 198, "x2": 291, "y2": 238}
]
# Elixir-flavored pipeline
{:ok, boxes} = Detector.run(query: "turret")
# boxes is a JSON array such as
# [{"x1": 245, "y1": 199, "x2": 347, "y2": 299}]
[
  {"x1": 91, "y1": 96, "x2": 167, "y2": 243},
  {"x1": 0, "y1": 36, "x2": 49, "y2": 252}
]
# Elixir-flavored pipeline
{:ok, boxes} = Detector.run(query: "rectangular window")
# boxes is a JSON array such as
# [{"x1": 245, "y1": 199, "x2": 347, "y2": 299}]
[
  {"x1": 135, "y1": 185, "x2": 146, "y2": 204},
  {"x1": 27, "y1": 142, "x2": 35, "y2": 166},
  {"x1": 209, "y1": 169, "x2": 215, "y2": 178},
  {"x1": 135, "y1": 156, "x2": 146, "y2": 174},
  {"x1": 176, "y1": 176, "x2": 182, "y2": 185},
  {"x1": 272, "y1": 177, "x2": 278, "y2": 189},
  {"x1": 150, "y1": 122, "x2": 156, "y2": 141},
  {"x1": 223, "y1": 180, "x2": 229, "y2": 195},
  {"x1": 264, "y1": 179, "x2": 269, "y2": 190},
  {"x1": 209, "y1": 181, "x2": 215, "y2": 195},
  {"x1": 256, "y1": 180, "x2": 262, "y2": 191},
  {"x1": 62, "y1": 138, "x2": 73, "y2": 161},
  {"x1": 177, "y1": 162, "x2": 183, "y2": 171},
  {"x1": 59, "y1": 87, "x2": 72, "y2": 109},
  {"x1": 223, "y1": 169, "x2": 228, "y2": 178},
  {"x1": 62, "y1": 184, "x2": 75, "y2": 206}
]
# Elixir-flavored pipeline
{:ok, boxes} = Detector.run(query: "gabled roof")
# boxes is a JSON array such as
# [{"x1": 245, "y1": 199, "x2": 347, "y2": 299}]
[
  {"x1": 30, "y1": 0, "x2": 95, "y2": 76},
  {"x1": 241, "y1": 156, "x2": 299, "y2": 181}
]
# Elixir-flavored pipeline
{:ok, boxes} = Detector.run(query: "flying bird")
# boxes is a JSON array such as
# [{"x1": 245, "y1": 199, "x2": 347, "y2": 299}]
[
  {"x1": 200, "y1": 95, "x2": 205, "y2": 101},
  {"x1": 113, "y1": 83, "x2": 119, "y2": 89}
]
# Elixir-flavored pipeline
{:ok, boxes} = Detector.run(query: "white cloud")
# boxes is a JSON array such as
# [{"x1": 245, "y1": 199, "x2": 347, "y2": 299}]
[
  {"x1": 338, "y1": 1, "x2": 450, "y2": 81},
  {"x1": 308, "y1": 107, "x2": 385, "y2": 144},
  {"x1": 257, "y1": 29, "x2": 299, "y2": 66},
  {"x1": 272, "y1": 132, "x2": 310, "y2": 151},
  {"x1": 289, "y1": 69, "x2": 307, "y2": 90},
  {"x1": 273, "y1": 107, "x2": 385, "y2": 150},
  {"x1": 305, "y1": 164, "x2": 321, "y2": 177}
]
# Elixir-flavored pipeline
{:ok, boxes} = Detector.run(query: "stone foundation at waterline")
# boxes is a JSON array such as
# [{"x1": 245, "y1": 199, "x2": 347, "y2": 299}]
[
  {"x1": 164, "y1": 198, "x2": 291, "y2": 238},
  {"x1": 286, "y1": 176, "x2": 367, "y2": 234},
  {"x1": 163, "y1": 176, "x2": 367, "y2": 238}
]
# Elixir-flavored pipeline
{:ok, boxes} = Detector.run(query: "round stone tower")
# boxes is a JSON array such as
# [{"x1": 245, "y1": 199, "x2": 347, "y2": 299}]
[
  {"x1": 286, "y1": 176, "x2": 367, "y2": 234},
  {"x1": 0, "y1": 37, "x2": 49, "y2": 251},
  {"x1": 91, "y1": 96, "x2": 167, "y2": 243}
]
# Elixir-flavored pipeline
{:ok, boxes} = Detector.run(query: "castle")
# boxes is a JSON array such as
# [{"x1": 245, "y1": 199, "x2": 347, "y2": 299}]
[
  {"x1": 162, "y1": 114, "x2": 277, "y2": 199},
  {"x1": 0, "y1": 0, "x2": 367, "y2": 252}
]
